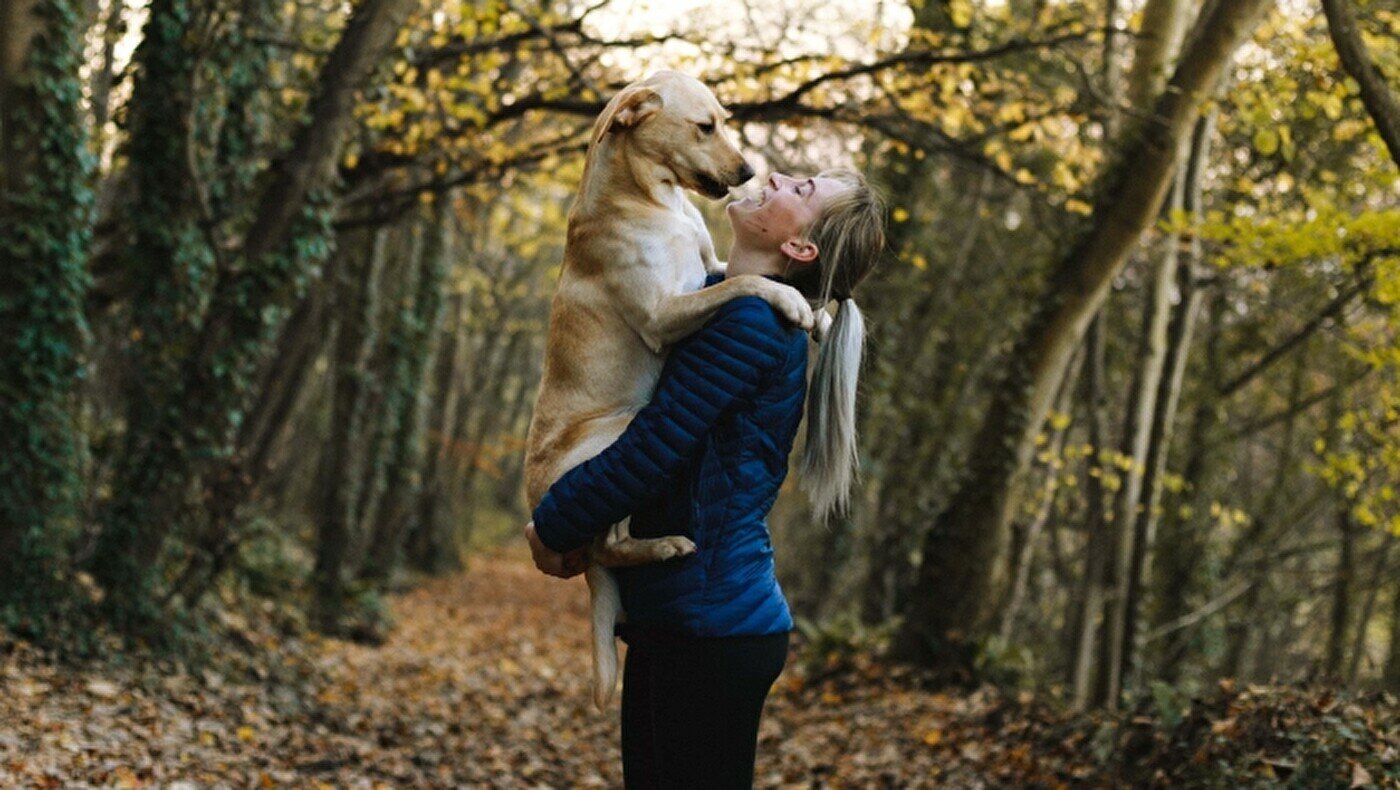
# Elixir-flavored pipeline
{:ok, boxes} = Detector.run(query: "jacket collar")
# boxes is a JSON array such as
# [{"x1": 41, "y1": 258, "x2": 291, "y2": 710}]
[{"x1": 703, "y1": 272, "x2": 794, "y2": 287}]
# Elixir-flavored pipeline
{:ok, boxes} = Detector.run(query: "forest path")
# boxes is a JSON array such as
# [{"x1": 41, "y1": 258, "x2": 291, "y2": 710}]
[{"x1": 2, "y1": 550, "x2": 1051, "y2": 787}]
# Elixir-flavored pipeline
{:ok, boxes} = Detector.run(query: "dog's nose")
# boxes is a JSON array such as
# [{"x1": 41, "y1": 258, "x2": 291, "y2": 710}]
[{"x1": 737, "y1": 162, "x2": 755, "y2": 184}]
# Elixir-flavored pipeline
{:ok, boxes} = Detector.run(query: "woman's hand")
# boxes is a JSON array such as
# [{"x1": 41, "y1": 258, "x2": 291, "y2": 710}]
[{"x1": 524, "y1": 521, "x2": 588, "y2": 579}]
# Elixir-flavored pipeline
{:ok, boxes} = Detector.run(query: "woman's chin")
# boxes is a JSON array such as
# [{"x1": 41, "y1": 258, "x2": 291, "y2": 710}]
[
  {"x1": 725, "y1": 204, "x2": 757, "y2": 236},
  {"x1": 727, "y1": 198, "x2": 761, "y2": 221}
]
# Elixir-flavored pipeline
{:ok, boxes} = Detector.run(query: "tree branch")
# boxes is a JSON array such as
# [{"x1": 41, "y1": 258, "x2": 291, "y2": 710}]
[
  {"x1": 1145, "y1": 581, "x2": 1253, "y2": 643},
  {"x1": 1218, "y1": 366, "x2": 1373, "y2": 445},
  {"x1": 1217, "y1": 277, "x2": 1368, "y2": 399},
  {"x1": 1322, "y1": 0, "x2": 1400, "y2": 164}
]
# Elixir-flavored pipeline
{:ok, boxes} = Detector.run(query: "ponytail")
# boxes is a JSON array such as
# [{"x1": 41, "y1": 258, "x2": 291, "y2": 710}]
[
  {"x1": 784, "y1": 168, "x2": 885, "y2": 520},
  {"x1": 800, "y1": 297, "x2": 865, "y2": 519}
]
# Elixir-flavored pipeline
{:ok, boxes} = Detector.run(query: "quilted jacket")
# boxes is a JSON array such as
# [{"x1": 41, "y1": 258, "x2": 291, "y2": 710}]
[{"x1": 532, "y1": 274, "x2": 805, "y2": 637}]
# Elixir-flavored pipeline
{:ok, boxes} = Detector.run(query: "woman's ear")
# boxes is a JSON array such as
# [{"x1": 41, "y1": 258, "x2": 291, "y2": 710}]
[{"x1": 780, "y1": 238, "x2": 819, "y2": 264}]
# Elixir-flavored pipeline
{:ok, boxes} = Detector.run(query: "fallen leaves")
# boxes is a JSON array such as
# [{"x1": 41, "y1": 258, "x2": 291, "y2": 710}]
[
  {"x1": 84, "y1": 679, "x2": 120, "y2": 699},
  {"x1": 2, "y1": 549, "x2": 1397, "y2": 787}
]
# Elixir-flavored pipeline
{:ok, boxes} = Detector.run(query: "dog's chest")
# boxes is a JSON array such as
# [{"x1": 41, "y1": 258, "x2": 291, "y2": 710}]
[{"x1": 660, "y1": 215, "x2": 712, "y2": 292}]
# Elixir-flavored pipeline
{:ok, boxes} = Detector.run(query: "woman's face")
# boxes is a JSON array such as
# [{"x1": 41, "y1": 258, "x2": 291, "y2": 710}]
[{"x1": 726, "y1": 172, "x2": 848, "y2": 260}]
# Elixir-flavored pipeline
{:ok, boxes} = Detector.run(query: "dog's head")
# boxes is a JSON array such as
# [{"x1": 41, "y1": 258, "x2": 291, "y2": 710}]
[{"x1": 594, "y1": 70, "x2": 754, "y2": 199}]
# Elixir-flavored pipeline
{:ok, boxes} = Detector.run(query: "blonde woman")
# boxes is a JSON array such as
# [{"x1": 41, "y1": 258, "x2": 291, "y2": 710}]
[{"x1": 526, "y1": 169, "x2": 885, "y2": 788}]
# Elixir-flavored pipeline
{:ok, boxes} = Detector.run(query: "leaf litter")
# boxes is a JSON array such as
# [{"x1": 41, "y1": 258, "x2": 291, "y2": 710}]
[{"x1": 2, "y1": 549, "x2": 1397, "y2": 787}]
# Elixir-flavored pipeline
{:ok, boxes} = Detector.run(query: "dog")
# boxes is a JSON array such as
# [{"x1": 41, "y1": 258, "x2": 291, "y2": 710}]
[{"x1": 524, "y1": 71, "x2": 815, "y2": 708}]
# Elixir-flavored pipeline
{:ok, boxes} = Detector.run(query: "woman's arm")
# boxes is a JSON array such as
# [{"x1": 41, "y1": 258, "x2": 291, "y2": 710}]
[{"x1": 532, "y1": 297, "x2": 791, "y2": 554}]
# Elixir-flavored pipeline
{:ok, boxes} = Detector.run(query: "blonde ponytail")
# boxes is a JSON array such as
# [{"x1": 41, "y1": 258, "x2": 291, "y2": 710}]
[
  {"x1": 801, "y1": 298, "x2": 865, "y2": 519},
  {"x1": 782, "y1": 168, "x2": 886, "y2": 519}
]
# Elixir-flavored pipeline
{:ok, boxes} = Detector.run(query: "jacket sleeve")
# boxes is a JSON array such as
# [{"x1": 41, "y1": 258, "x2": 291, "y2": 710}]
[{"x1": 532, "y1": 298, "x2": 791, "y2": 554}]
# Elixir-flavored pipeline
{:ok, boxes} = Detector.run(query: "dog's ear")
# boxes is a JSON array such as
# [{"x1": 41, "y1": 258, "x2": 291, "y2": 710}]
[{"x1": 607, "y1": 86, "x2": 663, "y2": 132}]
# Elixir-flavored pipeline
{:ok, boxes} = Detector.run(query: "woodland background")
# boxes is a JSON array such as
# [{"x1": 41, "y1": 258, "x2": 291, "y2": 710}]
[{"x1": 2, "y1": 0, "x2": 1400, "y2": 783}]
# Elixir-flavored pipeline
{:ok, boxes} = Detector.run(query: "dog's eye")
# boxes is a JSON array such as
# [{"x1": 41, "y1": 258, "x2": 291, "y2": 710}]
[{"x1": 697, "y1": 121, "x2": 715, "y2": 135}]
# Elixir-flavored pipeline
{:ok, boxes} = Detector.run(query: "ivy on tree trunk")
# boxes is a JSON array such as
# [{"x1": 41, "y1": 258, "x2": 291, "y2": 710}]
[{"x1": 0, "y1": 0, "x2": 93, "y2": 633}]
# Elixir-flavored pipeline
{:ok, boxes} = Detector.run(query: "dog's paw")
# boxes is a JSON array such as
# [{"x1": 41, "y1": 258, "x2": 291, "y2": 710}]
[
  {"x1": 766, "y1": 286, "x2": 815, "y2": 331},
  {"x1": 657, "y1": 536, "x2": 697, "y2": 560}
]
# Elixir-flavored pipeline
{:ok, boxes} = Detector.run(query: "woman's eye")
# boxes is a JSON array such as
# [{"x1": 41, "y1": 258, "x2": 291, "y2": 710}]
[{"x1": 697, "y1": 122, "x2": 715, "y2": 134}]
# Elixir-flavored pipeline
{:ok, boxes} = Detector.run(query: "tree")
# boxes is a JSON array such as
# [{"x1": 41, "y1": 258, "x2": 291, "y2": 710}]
[
  {"x1": 892, "y1": 0, "x2": 1275, "y2": 674},
  {"x1": 0, "y1": 0, "x2": 92, "y2": 629},
  {"x1": 90, "y1": 0, "x2": 419, "y2": 634},
  {"x1": 359, "y1": 200, "x2": 450, "y2": 587},
  {"x1": 312, "y1": 229, "x2": 387, "y2": 633}
]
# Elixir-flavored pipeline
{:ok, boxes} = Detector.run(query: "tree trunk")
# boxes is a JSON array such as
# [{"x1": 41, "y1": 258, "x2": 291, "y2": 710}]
[
  {"x1": 1116, "y1": 217, "x2": 1204, "y2": 696},
  {"x1": 892, "y1": 0, "x2": 1274, "y2": 673},
  {"x1": 406, "y1": 294, "x2": 467, "y2": 574},
  {"x1": 1096, "y1": 0, "x2": 1198, "y2": 707},
  {"x1": 998, "y1": 347, "x2": 1083, "y2": 645},
  {"x1": 359, "y1": 202, "x2": 452, "y2": 586},
  {"x1": 1326, "y1": 508, "x2": 1357, "y2": 678},
  {"x1": 1099, "y1": 172, "x2": 1187, "y2": 707},
  {"x1": 1065, "y1": 0, "x2": 1125, "y2": 708},
  {"x1": 492, "y1": 371, "x2": 538, "y2": 512},
  {"x1": 1385, "y1": 568, "x2": 1400, "y2": 691},
  {"x1": 1154, "y1": 283, "x2": 1226, "y2": 681},
  {"x1": 1112, "y1": 102, "x2": 1218, "y2": 699},
  {"x1": 1347, "y1": 535, "x2": 1394, "y2": 684},
  {"x1": 1070, "y1": 316, "x2": 1112, "y2": 709},
  {"x1": 458, "y1": 332, "x2": 528, "y2": 509},
  {"x1": 1220, "y1": 350, "x2": 1314, "y2": 683},
  {"x1": 0, "y1": 0, "x2": 91, "y2": 619},
  {"x1": 856, "y1": 167, "x2": 990, "y2": 626},
  {"x1": 312, "y1": 229, "x2": 386, "y2": 633},
  {"x1": 1, "y1": 0, "x2": 45, "y2": 83},
  {"x1": 1122, "y1": 0, "x2": 1192, "y2": 111},
  {"x1": 237, "y1": 279, "x2": 333, "y2": 490},
  {"x1": 1099, "y1": 0, "x2": 1123, "y2": 137},
  {"x1": 88, "y1": 0, "x2": 212, "y2": 624}
]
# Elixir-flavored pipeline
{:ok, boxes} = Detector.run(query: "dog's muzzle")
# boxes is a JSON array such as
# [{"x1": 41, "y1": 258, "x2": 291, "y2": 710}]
[{"x1": 695, "y1": 171, "x2": 732, "y2": 199}]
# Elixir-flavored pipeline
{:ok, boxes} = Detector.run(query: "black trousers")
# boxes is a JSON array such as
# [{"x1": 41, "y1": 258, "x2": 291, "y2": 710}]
[{"x1": 618, "y1": 625, "x2": 790, "y2": 789}]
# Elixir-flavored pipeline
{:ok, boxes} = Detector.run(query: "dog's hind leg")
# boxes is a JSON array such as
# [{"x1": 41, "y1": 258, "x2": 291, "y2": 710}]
[{"x1": 593, "y1": 517, "x2": 696, "y2": 567}]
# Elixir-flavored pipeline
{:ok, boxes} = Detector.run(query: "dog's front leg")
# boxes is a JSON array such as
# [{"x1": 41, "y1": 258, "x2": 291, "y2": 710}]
[
  {"x1": 812, "y1": 307, "x2": 833, "y2": 342},
  {"x1": 698, "y1": 233, "x2": 724, "y2": 276},
  {"x1": 686, "y1": 196, "x2": 725, "y2": 277},
  {"x1": 640, "y1": 275, "x2": 814, "y2": 350}
]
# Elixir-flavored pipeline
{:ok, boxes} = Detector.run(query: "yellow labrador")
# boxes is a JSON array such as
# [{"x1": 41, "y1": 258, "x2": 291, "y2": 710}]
[{"x1": 524, "y1": 71, "x2": 814, "y2": 707}]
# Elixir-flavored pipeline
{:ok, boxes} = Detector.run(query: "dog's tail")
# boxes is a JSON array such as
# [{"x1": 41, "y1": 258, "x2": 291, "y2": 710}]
[{"x1": 585, "y1": 563, "x2": 622, "y2": 709}]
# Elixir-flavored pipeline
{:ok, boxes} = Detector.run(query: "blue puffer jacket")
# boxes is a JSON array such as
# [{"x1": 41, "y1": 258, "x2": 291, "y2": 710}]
[{"x1": 532, "y1": 274, "x2": 806, "y2": 637}]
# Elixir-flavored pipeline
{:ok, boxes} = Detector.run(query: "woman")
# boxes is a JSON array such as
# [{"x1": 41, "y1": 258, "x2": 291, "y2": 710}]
[{"x1": 525, "y1": 169, "x2": 885, "y2": 788}]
